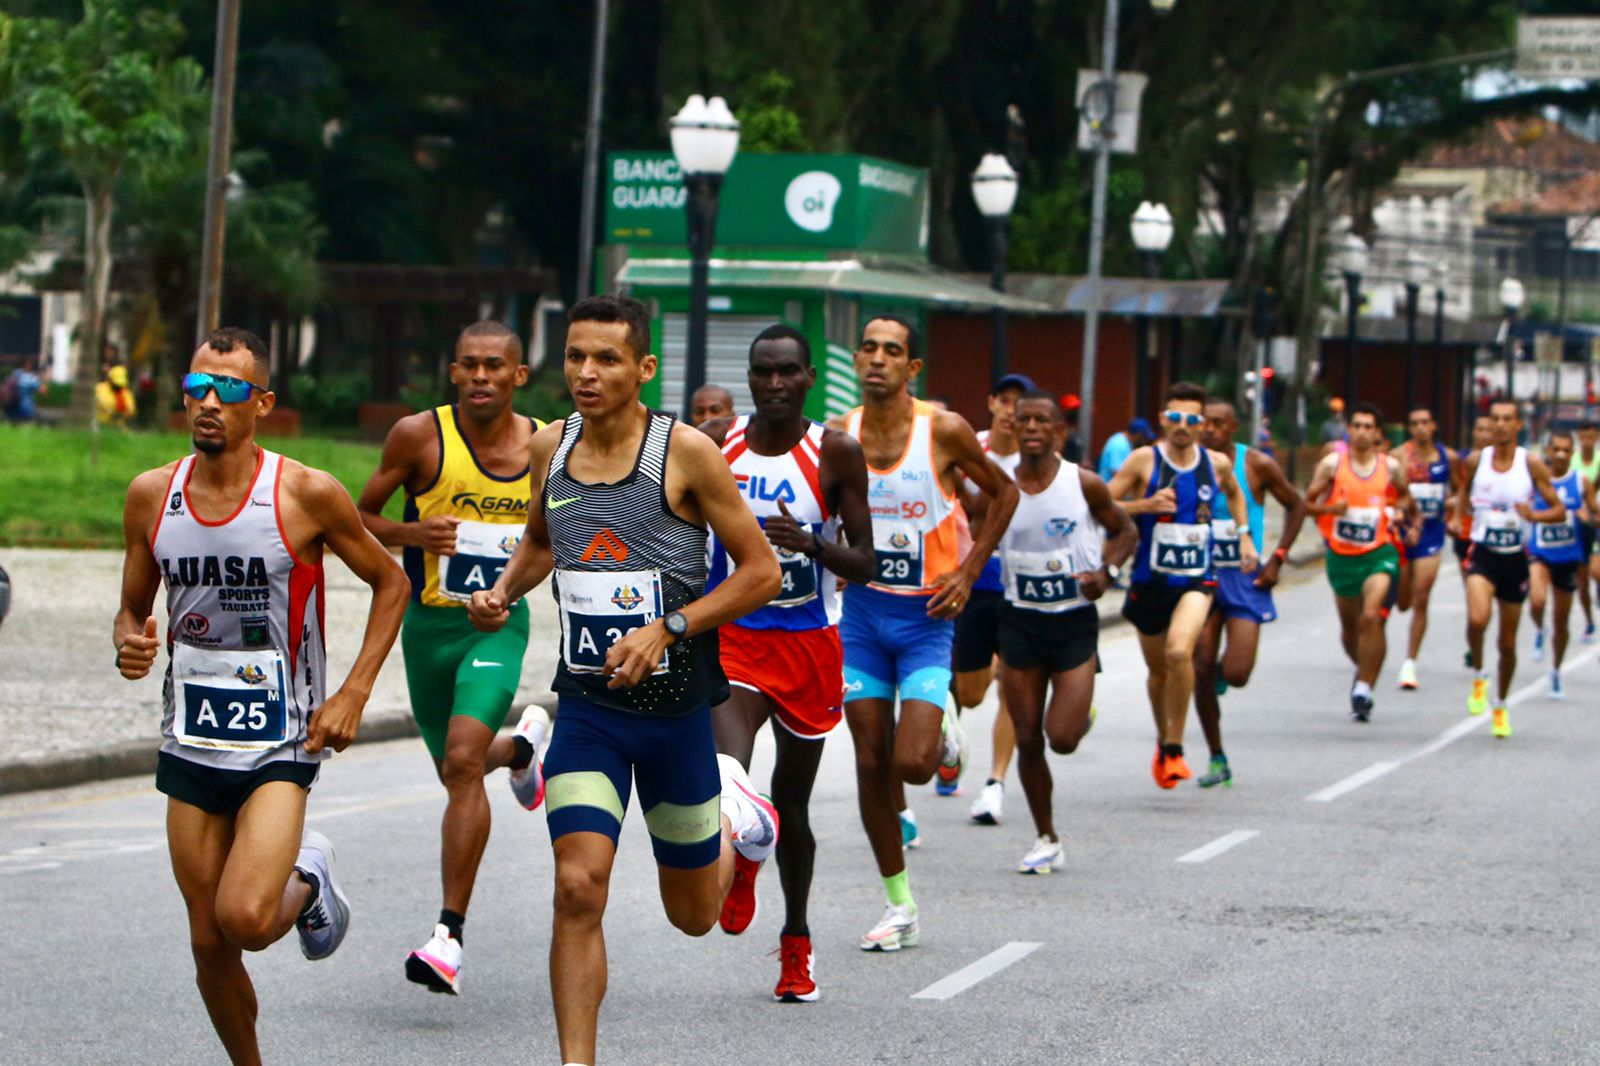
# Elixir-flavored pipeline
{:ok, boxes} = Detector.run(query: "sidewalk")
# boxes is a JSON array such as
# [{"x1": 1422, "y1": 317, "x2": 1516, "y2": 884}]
[{"x1": 0, "y1": 515, "x2": 1326, "y2": 794}]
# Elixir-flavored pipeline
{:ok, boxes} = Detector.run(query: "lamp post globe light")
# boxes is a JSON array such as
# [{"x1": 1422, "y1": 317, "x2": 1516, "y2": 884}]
[
  {"x1": 1402, "y1": 248, "x2": 1427, "y2": 414},
  {"x1": 1129, "y1": 201, "x2": 1173, "y2": 421},
  {"x1": 669, "y1": 94, "x2": 740, "y2": 418},
  {"x1": 972, "y1": 153, "x2": 1019, "y2": 380},
  {"x1": 1499, "y1": 275, "x2": 1525, "y2": 402},
  {"x1": 1338, "y1": 232, "x2": 1368, "y2": 410}
]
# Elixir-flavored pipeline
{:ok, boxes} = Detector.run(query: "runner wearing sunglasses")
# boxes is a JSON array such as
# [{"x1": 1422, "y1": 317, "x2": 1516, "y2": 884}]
[
  {"x1": 115, "y1": 328, "x2": 408, "y2": 1064},
  {"x1": 1108, "y1": 382, "x2": 1256, "y2": 789}
]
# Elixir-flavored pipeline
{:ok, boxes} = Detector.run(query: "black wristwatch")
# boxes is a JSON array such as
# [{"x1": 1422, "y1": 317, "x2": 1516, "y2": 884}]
[{"x1": 663, "y1": 610, "x2": 689, "y2": 644}]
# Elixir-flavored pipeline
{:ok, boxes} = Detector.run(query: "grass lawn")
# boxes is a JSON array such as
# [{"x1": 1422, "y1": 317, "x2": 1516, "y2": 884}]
[{"x1": 0, "y1": 423, "x2": 405, "y2": 548}]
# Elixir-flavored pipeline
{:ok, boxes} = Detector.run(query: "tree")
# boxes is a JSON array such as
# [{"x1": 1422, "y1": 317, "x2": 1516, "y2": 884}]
[{"x1": 6, "y1": 0, "x2": 204, "y2": 424}]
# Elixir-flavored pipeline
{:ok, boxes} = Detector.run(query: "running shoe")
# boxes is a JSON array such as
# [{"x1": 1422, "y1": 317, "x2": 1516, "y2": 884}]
[
  {"x1": 1017, "y1": 836, "x2": 1064, "y2": 875},
  {"x1": 1467, "y1": 677, "x2": 1489, "y2": 717},
  {"x1": 1492, "y1": 705, "x2": 1512, "y2": 738},
  {"x1": 293, "y1": 830, "x2": 350, "y2": 961},
  {"x1": 719, "y1": 852, "x2": 761, "y2": 936},
  {"x1": 1532, "y1": 627, "x2": 1546, "y2": 663},
  {"x1": 1463, "y1": 649, "x2": 1473, "y2": 669},
  {"x1": 507, "y1": 705, "x2": 550, "y2": 810},
  {"x1": 1214, "y1": 672, "x2": 1229, "y2": 697},
  {"x1": 899, "y1": 809, "x2": 921, "y2": 850},
  {"x1": 1165, "y1": 752, "x2": 1192, "y2": 783},
  {"x1": 969, "y1": 779, "x2": 1004, "y2": 825},
  {"x1": 860, "y1": 903, "x2": 918, "y2": 952},
  {"x1": 405, "y1": 924, "x2": 462, "y2": 995},
  {"x1": 1548, "y1": 668, "x2": 1565, "y2": 702},
  {"x1": 1350, "y1": 692, "x2": 1373, "y2": 723},
  {"x1": 1584, "y1": 620, "x2": 1596, "y2": 645},
  {"x1": 1197, "y1": 754, "x2": 1232, "y2": 789},
  {"x1": 936, "y1": 707, "x2": 967, "y2": 787},
  {"x1": 1151, "y1": 745, "x2": 1170, "y2": 789},
  {"x1": 1397, "y1": 659, "x2": 1419, "y2": 691},
  {"x1": 719, "y1": 755, "x2": 780, "y2": 863},
  {"x1": 774, "y1": 933, "x2": 818, "y2": 1002},
  {"x1": 934, "y1": 777, "x2": 962, "y2": 798}
]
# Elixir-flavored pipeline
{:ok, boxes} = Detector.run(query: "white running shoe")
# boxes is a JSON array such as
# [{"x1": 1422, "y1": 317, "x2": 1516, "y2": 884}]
[
  {"x1": 969, "y1": 780, "x2": 1004, "y2": 826},
  {"x1": 860, "y1": 903, "x2": 918, "y2": 952},
  {"x1": 1397, "y1": 659, "x2": 1419, "y2": 691},
  {"x1": 508, "y1": 705, "x2": 550, "y2": 810},
  {"x1": 293, "y1": 830, "x2": 350, "y2": 961},
  {"x1": 1017, "y1": 835, "x2": 1064, "y2": 875},
  {"x1": 718, "y1": 754, "x2": 779, "y2": 863},
  {"x1": 936, "y1": 706, "x2": 967, "y2": 787},
  {"x1": 1532, "y1": 627, "x2": 1547, "y2": 663},
  {"x1": 899, "y1": 808, "x2": 922, "y2": 850},
  {"x1": 1549, "y1": 668, "x2": 1565, "y2": 701},
  {"x1": 405, "y1": 924, "x2": 462, "y2": 995}
]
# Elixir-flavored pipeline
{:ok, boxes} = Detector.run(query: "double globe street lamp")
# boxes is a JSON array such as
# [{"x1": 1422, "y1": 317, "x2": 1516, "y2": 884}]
[
  {"x1": 1130, "y1": 201, "x2": 1174, "y2": 418},
  {"x1": 1402, "y1": 248, "x2": 1428, "y2": 415},
  {"x1": 972, "y1": 153, "x2": 1019, "y2": 381},
  {"x1": 1499, "y1": 275, "x2": 1525, "y2": 403},
  {"x1": 669, "y1": 94, "x2": 740, "y2": 418},
  {"x1": 1338, "y1": 233, "x2": 1369, "y2": 409}
]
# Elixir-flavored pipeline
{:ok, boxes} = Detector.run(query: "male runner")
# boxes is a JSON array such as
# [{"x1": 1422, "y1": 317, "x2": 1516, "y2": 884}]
[
  {"x1": 1458, "y1": 401, "x2": 1566, "y2": 737},
  {"x1": 956, "y1": 372, "x2": 1031, "y2": 820},
  {"x1": 1393, "y1": 408, "x2": 1456, "y2": 691},
  {"x1": 1108, "y1": 381, "x2": 1255, "y2": 787},
  {"x1": 356, "y1": 320, "x2": 549, "y2": 993},
  {"x1": 1573, "y1": 420, "x2": 1600, "y2": 641},
  {"x1": 829, "y1": 313, "x2": 1018, "y2": 950},
  {"x1": 699, "y1": 323, "x2": 875, "y2": 1001},
  {"x1": 996, "y1": 391, "x2": 1136, "y2": 871},
  {"x1": 1527, "y1": 431, "x2": 1593, "y2": 699},
  {"x1": 1192, "y1": 397, "x2": 1307, "y2": 788},
  {"x1": 115, "y1": 328, "x2": 408, "y2": 1066},
  {"x1": 1304, "y1": 402, "x2": 1417, "y2": 722},
  {"x1": 690, "y1": 383, "x2": 735, "y2": 427},
  {"x1": 468, "y1": 295, "x2": 782, "y2": 1066}
]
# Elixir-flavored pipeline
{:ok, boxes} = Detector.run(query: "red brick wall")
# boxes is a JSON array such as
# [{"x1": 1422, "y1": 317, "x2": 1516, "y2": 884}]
[{"x1": 1319, "y1": 340, "x2": 1472, "y2": 444}]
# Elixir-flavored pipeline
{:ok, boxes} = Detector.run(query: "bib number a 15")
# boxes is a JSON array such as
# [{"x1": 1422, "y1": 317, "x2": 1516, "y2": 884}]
[
  {"x1": 1410, "y1": 482, "x2": 1445, "y2": 520},
  {"x1": 172, "y1": 644, "x2": 289, "y2": 752},
  {"x1": 1150, "y1": 522, "x2": 1210, "y2": 578},
  {"x1": 439, "y1": 520, "x2": 522, "y2": 603},
  {"x1": 557, "y1": 568, "x2": 668, "y2": 675},
  {"x1": 1534, "y1": 519, "x2": 1575, "y2": 550}
]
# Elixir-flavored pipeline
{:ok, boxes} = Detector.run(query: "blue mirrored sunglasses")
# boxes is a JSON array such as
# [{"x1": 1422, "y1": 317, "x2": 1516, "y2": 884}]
[
  {"x1": 1162, "y1": 410, "x2": 1204, "y2": 427},
  {"x1": 182, "y1": 372, "x2": 265, "y2": 404}
]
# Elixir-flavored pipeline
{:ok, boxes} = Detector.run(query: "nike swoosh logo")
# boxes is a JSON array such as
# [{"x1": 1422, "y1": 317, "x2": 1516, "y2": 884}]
[
  {"x1": 548, "y1": 497, "x2": 581, "y2": 510},
  {"x1": 471, "y1": 659, "x2": 503, "y2": 668}
]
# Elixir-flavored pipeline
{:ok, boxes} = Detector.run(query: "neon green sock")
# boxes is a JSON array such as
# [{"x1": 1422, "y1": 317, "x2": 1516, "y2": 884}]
[{"x1": 883, "y1": 870, "x2": 914, "y2": 910}]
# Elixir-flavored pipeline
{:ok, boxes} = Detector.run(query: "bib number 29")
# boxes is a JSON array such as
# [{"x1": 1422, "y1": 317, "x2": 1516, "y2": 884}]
[{"x1": 876, "y1": 553, "x2": 916, "y2": 586}]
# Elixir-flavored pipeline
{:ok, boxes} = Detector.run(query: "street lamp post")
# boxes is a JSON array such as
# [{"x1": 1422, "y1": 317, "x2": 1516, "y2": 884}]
[
  {"x1": 1129, "y1": 201, "x2": 1174, "y2": 420},
  {"x1": 1339, "y1": 233, "x2": 1368, "y2": 409},
  {"x1": 1431, "y1": 259, "x2": 1447, "y2": 422},
  {"x1": 971, "y1": 154, "x2": 1019, "y2": 381},
  {"x1": 669, "y1": 94, "x2": 740, "y2": 419},
  {"x1": 1499, "y1": 275, "x2": 1525, "y2": 404},
  {"x1": 1403, "y1": 249, "x2": 1427, "y2": 415}
]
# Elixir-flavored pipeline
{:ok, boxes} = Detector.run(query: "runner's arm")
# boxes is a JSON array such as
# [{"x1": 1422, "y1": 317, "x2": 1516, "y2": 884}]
[
  {"x1": 296, "y1": 466, "x2": 409, "y2": 752},
  {"x1": 472, "y1": 423, "x2": 561, "y2": 628},
  {"x1": 1082, "y1": 469, "x2": 1138, "y2": 571},
  {"x1": 1387, "y1": 456, "x2": 1419, "y2": 527},
  {"x1": 1212, "y1": 449, "x2": 1258, "y2": 572},
  {"x1": 113, "y1": 468, "x2": 171, "y2": 680},
  {"x1": 1251, "y1": 450, "x2": 1306, "y2": 587},
  {"x1": 697, "y1": 415, "x2": 734, "y2": 446},
  {"x1": 1452, "y1": 450, "x2": 1479, "y2": 526},
  {"x1": 812, "y1": 429, "x2": 877, "y2": 585},
  {"x1": 1582, "y1": 475, "x2": 1597, "y2": 525},
  {"x1": 1107, "y1": 448, "x2": 1170, "y2": 515},
  {"x1": 356, "y1": 413, "x2": 458, "y2": 554},
  {"x1": 1303, "y1": 453, "x2": 1343, "y2": 517},
  {"x1": 1522, "y1": 456, "x2": 1568, "y2": 524},
  {"x1": 928, "y1": 410, "x2": 1020, "y2": 617}
]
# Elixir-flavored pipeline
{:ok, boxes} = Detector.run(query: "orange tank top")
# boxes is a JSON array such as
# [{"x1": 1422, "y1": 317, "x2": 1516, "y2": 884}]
[{"x1": 1318, "y1": 449, "x2": 1395, "y2": 556}]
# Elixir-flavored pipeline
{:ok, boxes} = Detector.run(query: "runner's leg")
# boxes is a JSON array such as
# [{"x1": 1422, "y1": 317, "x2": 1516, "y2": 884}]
[
  {"x1": 1159, "y1": 591, "x2": 1213, "y2": 746},
  {"x1": 894, "y1": 699, "x2": 946, "y2": 785},
  {"x1": 550, "y1": 832, "x2": 616, "y2": 1066},
  {"x1": 437, "y1": 716, "x2": 496, "y2": 916},
  {"x1": 712, "y1": 686, "x2": 771, "y2": 769},
  {"x1": 1192, "y1": 608, "x2": 1225, "y2": 758},
  {"x1": 1000, "y1": 662, "x2": 1052, "y2": 840},
  {"x1": 1335, "y1": 594, "x2": 1362, "y2": 667},
  {"x1": 1529, "y1": 562, "x2": 1549, "y2": 633},
  {"x1": 846, "y1": 699, "x2": 905, "y2": 879},
  {"x1": 1355, "y1": 572, "x2": 1391, "y2": 686},
  {"x1": 1042, "y1": 658, "x2": 1097, "y2": 754},
  {"x1": 1494, "y1": 596, "x2": 1522, "y2": 702},
  {"x1": 1219, "y1": 615, "x2": 1262, "y2": 687},
  {"x1": 1552, "y1": 585, "x2": 1573, "y2": 668},
  {"x1": 1466, "y1": 574, "x2": 1494, "y2": 672},
  {"x1": 1136, "y1": 630, "x2": 1169, "y2": 738},
  {"x1": 1407, "y1": 555, "x2": 1442, "y2": 660},
  {"x1": 771, "y1": 726, "x2": 826, "y2": 935}
]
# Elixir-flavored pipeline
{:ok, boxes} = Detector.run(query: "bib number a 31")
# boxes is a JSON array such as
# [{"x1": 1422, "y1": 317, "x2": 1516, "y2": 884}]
[
  {"x1": 557, "y1": 568, "x2": 668, "y2": 675},
  {"x1": 1007, "y1": 551, "x2": 1084, "y2": 611},
  {"x1": 172, "y1": 645, "x2": 289, "y2": 752}
]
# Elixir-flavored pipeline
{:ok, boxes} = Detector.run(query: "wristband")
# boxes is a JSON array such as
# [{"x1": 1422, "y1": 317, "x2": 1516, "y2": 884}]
[
  {"x1": 809, "y1": 530, "x2": 824, "y2": 557},
  {"x1": 1273, "y1": 547, "x2": 1288, "y2": 562}
]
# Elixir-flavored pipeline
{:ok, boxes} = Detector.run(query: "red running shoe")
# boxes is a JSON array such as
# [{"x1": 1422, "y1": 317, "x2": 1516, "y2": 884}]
[
  {"x1": 773, "y1": 933, "x2": 819, "y2": 1002},
  {"x1": 719, "y1": 852, "x2": 761, "y2": 935}
]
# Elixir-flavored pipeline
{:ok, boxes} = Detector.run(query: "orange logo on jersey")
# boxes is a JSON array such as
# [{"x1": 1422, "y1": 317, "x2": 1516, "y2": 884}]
[{"x1": 581, "y1": 529, "x2": 629, "y2": 563}]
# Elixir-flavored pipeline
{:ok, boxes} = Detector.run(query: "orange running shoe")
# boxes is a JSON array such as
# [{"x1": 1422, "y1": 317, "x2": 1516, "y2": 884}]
[
  {"x1": 773, "y1": 932, "x2": 819, "y2": 1002},
  {"x1": 719, "y1": 852, "x2": 761, "y2": 935},
  {"x1": 1152, "y1": 745, "x2": 1173, "y2": 789},
  {"x1": 1167, "y1": 752, "x2": 1193, "y2": 783}
]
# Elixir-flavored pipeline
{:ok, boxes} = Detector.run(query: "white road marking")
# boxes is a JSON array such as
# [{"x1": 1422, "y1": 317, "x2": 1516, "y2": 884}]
[
  {"x1": 1176, "y1": 829, "x2": 1260, "y2": 864},
  {"x1": 911, "y1": 941, "x2": 1043, "y2": 1001},
  {"x1": 1306, "y1": 645, "x2": 1600, "y2": 802},
  {"x1": 305, "y1": 790, "x2": 439, "y2": 822}
]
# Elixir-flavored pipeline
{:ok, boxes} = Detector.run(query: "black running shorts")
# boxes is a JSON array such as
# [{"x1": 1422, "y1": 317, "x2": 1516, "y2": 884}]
[
  {"x1": 997, "y1": 602, "x2": 1099, "y2": 673},
  {"x1": 1466, "y1": 545, "x2": 1530, "y2": 605},
  {"x1": 1121, "y1": 580, "x2": 1213, "y2": 636},
  {"x1": 953, "y1": 587, "x2": 1004, "y2": 673},
  {"x1": 156, "y1": 752, "x2": 319, "y2": 816},
  {"x1": 1534, "y1": 558, "x2": 1580, "y2": 594}
]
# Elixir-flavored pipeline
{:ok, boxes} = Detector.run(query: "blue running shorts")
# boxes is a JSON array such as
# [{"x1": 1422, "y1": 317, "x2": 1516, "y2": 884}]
[
  {"x1": 1411, "y1": 519, "x2": 1447, "y2": 560},
  {"x1": 542, "y1": 696, "x2": 722, "y2": 870},
  {"x1": 1216, "y1": 568, "x2": 1277, "y2": 625},
  {"x1": 840, "y1": 583, "x2": 954, "y2": 705}
]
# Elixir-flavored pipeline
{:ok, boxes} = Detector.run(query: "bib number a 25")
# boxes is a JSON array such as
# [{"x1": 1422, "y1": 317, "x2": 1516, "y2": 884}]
[{"x1": 172, "y1": 645, "x2": 289, "y2": 752}]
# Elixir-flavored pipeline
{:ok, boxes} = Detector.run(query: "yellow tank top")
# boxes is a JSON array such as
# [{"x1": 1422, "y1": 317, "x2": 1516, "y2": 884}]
[{"x1": 404, "y1": 405, "x2": 543, "y2": 607}]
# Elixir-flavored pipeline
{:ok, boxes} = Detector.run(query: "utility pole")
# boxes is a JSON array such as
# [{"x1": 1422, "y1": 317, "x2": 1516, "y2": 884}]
[
  {"x1": 575, "y1": 0, "x2": 610, "y2": 299},
  {"x1": 195, "y1": 0, "x2": 242, "y2": 345},
  {"x1": 1078, "y1": 0, "x2": 1119, "y2": 466}
]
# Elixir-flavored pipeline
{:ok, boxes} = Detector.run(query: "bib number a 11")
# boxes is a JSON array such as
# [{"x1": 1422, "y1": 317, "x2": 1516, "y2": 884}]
[
  {"x1": 557, "y1": 568, "x2": 668, "y2": 675},
  {"x1": 172, "y1": 644, "x2": 289, "y2": 752},
  {"x1": 1150, "y1": 522, "x2": 1210, "y2": 578}
]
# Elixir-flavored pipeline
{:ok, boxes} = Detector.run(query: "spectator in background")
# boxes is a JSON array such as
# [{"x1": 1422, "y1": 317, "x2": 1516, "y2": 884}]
[
  {"x1": 689, "y1": 383, "x2": 734, "y2": 427},
  {"x1": 1097, "y1": 417, "x2": 1154, "y2": 481},
  {"x1": 3, "y1": 358, "x2": 43, "y2": 422},
  {"x1": 1258, "y1": 416, "x2": 1276, "y2": 459},
  {"x1": 1059, "y1": 392, "x2": 1084, "y2": 463},
  {"x1": 95, "y1": 363, "x2": 137, "y2": 429},
  {"x1": 1319, "y1": 396, "x2": 1347, "y2": 443}
]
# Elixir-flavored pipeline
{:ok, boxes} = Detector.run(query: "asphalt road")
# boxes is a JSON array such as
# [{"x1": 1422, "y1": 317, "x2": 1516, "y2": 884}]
[{"x1": 3, "y1": 569, "x2": 1597, "y2": 1065}]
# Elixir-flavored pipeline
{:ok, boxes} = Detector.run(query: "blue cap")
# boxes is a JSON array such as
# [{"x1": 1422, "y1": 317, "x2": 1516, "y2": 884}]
[
  {"x1": 990, "y1": 373, "x2": 1036, "y2": 395},
  {"x1": 1129, "y1": 417, "x2": 1154, "y2": 437}
]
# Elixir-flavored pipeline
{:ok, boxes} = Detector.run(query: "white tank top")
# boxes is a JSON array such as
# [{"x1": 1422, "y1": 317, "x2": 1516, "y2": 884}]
[
  {"x1": 152, "y1": 449, "x2": 327, "y2": 770},
  {"x1": 999, "y1": 460, "x2": 1103, "y2": 613},
  {"x1": 1469, "y1": 446, "x2": 1534, "y2": 554},
  {"x1": 707, "y1": 416, "x2": 840, "y2": 630},
  {"x1": 847, "y1": 401, "x2": 963, "y2": 596}
]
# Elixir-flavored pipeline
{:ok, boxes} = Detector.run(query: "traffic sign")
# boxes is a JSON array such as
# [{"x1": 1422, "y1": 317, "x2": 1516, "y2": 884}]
[
  {"x1": 1517, "y1": 17, "x2": 1600, "y2": 81},
  {"x1": 1076, "y1": 71, "x2": 1148, "y2": 154}
]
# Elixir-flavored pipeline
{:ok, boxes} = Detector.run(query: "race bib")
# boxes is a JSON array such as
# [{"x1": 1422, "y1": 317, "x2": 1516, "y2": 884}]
[
  {"x1": 773, "y1": 545, "x2": 820, "y2": 607},
  {"x1": 1410, "y1": 482, "x2": 1446, "y2": 520},
  {"x1": 557, "y1": 568, "x2": 668, "y2": 675},
  {"x1": 1150, "y1": 521, "x2": 1210, "y2": 578},
  {"x1": 1480, "y1": 509, "x2": 1523, "y2": 552},
  {"x1": 172, "y1": 644, "x2": 289, "y2": 752},
  {"x1": 872, "y1": 521, "x2": 925, "y2": 590},
  {"x1": 1007, "y1": 550, "x2": 1084, "y2": 612},
  {"x1": 1534, "y1": 519, "x2": 1576, "y2": 550},
  {"x1": 439, "y1": 520, "x2": 521, "y2": 603},
  {"x1": 1210, "y1": 518, "x2": 1241, "y2": 569},
  {"x1": 1333, "y1": 506, "x2": 1381, "y2": 548}
]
